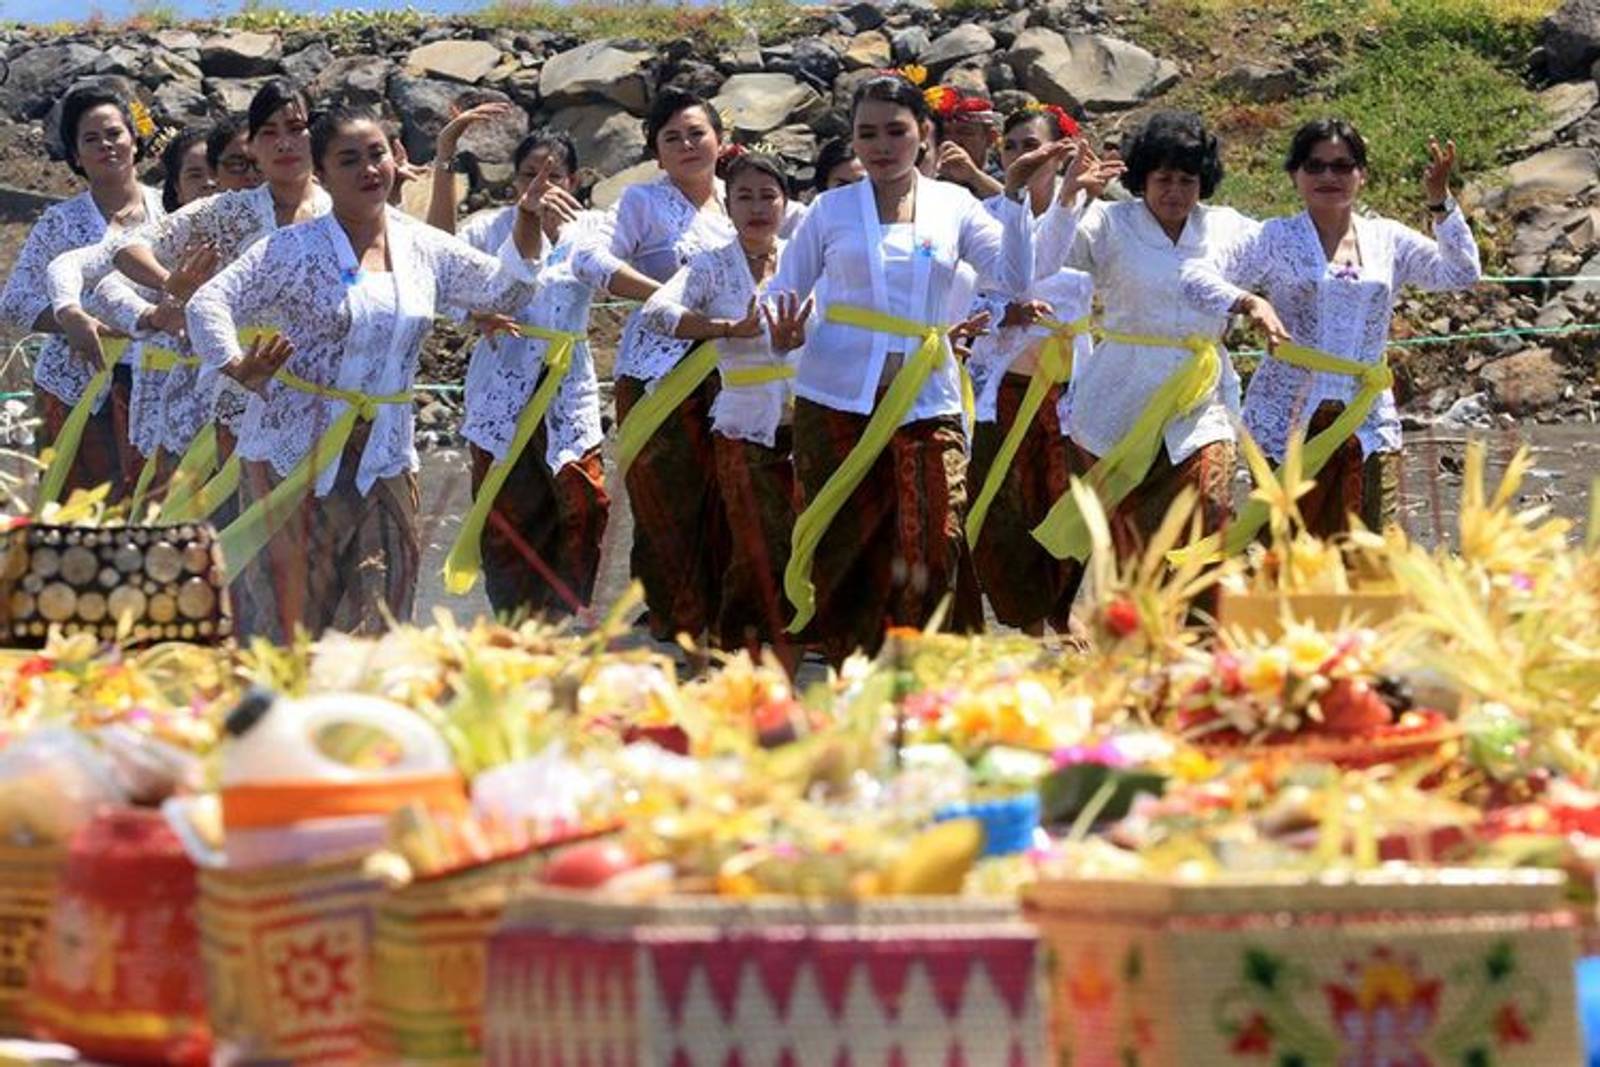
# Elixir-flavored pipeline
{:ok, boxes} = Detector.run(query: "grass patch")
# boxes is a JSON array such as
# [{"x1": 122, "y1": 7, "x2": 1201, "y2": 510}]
[{"x1": 476, "y1": 0, "x2": 811, "y2": 46}]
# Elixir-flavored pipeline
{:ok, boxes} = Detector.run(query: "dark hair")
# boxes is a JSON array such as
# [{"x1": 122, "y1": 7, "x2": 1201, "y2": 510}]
[
  {"x1": 723, "y1": 152, "x2": 790, "y2": 199},
  {"x1": 205, "y1": 119, "x2": 245, "y2": 171},
  {"x1": 513, "y1": 129, "x2": 580, "y2": 176},
  {"x1": 643, "y1": 88, "x2": 722, "y2": 159},
  {"x1": 1003, "y1": 109, "x2": 1060, "y2": 140},
  {"x1": 159, "y1": 127, "x2": 210, "y2": 212},
  {"x1": 247, "y1": 79, "x2": 311, "y2": 141},
  {"x1": 1284, "y1": 117, "x2": 1369, "y2": 174},
  {"x1": 310, "y1": 105, "x2": 383, "y2": 169},
  {"x1": 812, "y1": 137, "x2": 857, "y2": 193},
  {"x1": 852, "y1": 74, "x2": 930, "y2": 124},
  {"x1": 1120, "y1": 110, "x2": 1224, "y2": 199},
  {"x1": 59, "y1": 86, "x2": 139, "y2": 178}
]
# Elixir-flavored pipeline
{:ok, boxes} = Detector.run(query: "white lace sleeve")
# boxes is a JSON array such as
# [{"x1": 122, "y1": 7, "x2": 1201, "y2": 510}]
[
  {"x1": 457, "y1": 207, "x2": 507, "y2": 255},
  {"x1": 958, "y1": 195, "x2": 1034, "y2": 298},
  {"x1": 1065, "y1": 200, "x2": 1109, "y2": 274},
  {"x1": 1180, "y1": 225, "x2": 1270, "y2": 317},
  {"x1": 124, "y1": 195, "x2": 206, "y2": 268},
  {"x1": 1032, "y1": 192, "x2": 1085, "y2": 280},
  {"x1": 569, "y1": 190, "x2": 642, "y2": 290},
  {"x1": 0, "y1": 208, "x2": 70, "y2": 330},
  {"x1": 91, "y1": 273, "x2": 157, "y2": 337},
  {"x1": 430, "y1": 227, "x2": 540, "y2": 318},
  {"x1": 768, "y1": 204, "x2": 823, "y2": 301},
  {"x1": 1392, "y1": 210, "x2": 1481, "y2": 292},
  {"x1": 639, "y1": 260, "x2": 705, "y2": 337},
  {"x1": 46, "y1": 242, "x2": 108, "y2": 313},
  {"x1": 186, "y1": 236, "x2": 287, "y2": 369}
]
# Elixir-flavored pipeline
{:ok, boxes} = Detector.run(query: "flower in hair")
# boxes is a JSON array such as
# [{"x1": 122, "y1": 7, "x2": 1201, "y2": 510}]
[
  {"x1": 1019, "y1": 101, "x2": 1081, "y2": 140},
  {"x1": 128, "y1": 98, "x2": 157, "y2": 139}
]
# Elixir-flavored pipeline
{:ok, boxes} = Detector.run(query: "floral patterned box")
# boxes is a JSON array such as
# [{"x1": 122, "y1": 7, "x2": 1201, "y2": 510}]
[{"x1": 1024, "y1": 870, "x2": 1581, "y2": 1067}]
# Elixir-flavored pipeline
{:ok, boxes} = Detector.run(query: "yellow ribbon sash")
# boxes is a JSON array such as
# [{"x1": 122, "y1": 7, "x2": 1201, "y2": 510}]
[
  {"x1": 216, "y1": 369, "x2": 411, "y2": 582},
  {"x1": 35, "y1": 337, "x2": 132, "y2": 509},
  {"x1": 964, "y1": 315, "x2": 1088, "y2": 546},
  {"x1": 784, "y1": 304, "x2": 951, "y2": 633},
  {"x1": 1031, "y1": 329, "x2": 1221, "y2": 562},
  {"x1": 720, "y1": 364, "x2": 795, "y2": 389},
  {"x1": 155, "y1": 326, "x2": 273, "y2": 523},
  {"x1": 125, "y1": 344, "x2": 204, "y2": 517},
  {"x1": 613, "y1": 340, "x2": 721, "y2": 476},
  {"x1": 1174, "y1": 342, "x2": 1395, "y2": 564},
  {"x1": 442, "y1": 323, "x2": 582, "y2": 595}
]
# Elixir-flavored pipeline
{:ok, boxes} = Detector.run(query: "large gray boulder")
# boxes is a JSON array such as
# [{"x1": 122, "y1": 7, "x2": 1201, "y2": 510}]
[
  {"x1": 540, "y1": 40, "x2": 652, "y2": 115},
  {"x1": 390, "y1": 74, "x2": 504, "y2": 163},
  {"x1": 308, "y1": 56, "x2": 394, "y2": 110},
  {"x1": 281, "y1": 43, "x2": 334, "y2": 88},
  {"x1": 154, "y1": 79, "x2": 211, "y2": 124},
  {"x1": 711, "y1": 72, "x2": 825, "y2": 135},
  {"x1": 207, "y1": 76, "x2": 271, "y2": 118},
  {"x1": 547, "y1": 102, "x2": 647, "y2": 178},
  {"x1": 199, "y1": 32, "x2": 282, "y2": 78},
  {"x1": 590, "y1": 158, "x2": 659, "y2": 210},
  {"x1": 1469, "y1": 146, "x2": 1600, "y2": 214},
  {"x1": 1008, "y1": 29, "x2": 1179, "y2": 112},
  {"x1": 1543, "y1": 0, "x2": 1600, "y2": 80},
  {"x1": 405, "y1": 39, "x2": 504, "y2": 85},
  {"x1": 1, "y1": 44, "x2": 104, "y2": 118},
  {"x1": 923, "y1": 24, "x2": 996, "y2": 78}
]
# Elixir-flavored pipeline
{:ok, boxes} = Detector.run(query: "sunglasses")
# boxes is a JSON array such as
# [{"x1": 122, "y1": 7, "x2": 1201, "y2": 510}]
[
  {"x1": 1301, "y1": 159, "x2": 1361, "y2": 176},
  {"x1": 219, "y1": 156, "x2": 260, "y2": 175}
]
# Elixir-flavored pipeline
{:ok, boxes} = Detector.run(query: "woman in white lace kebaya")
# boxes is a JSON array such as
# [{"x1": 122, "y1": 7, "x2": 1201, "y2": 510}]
[
  {"x1": 446, "y1": 130, "x2": 610, "y2": 619},
  {"x1": 1180, "y1": 118, "x2": 1481, "y2": 538},
  {"x1": 185, "y1": 107, "x2": 546, "y2": 641},
  {"x1": 569, "y1": 87, "x2": 737, "y2": 644},
  {"x1": 1, "y1": 85, "x2": 163, "y2": 501},
  {"x1": 1035, "y1": 111, "x2": 1257, "y2": 572},
  {"x1": 767, "y1": 73, "x2": 1074, "y2": 664},
  {"x1": 640, "y1": 151, "x2": 800, "y2": 663}
]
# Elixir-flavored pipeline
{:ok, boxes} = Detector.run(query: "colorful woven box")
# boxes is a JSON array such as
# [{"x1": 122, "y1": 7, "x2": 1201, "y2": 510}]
[
  {"x1": 1023, "y1": 870, "x2": 1581, "y2": 1067},
  {"x1": 484, "y1": 893, "x2": 1047, "y2": 1066},
  {"x1": 198, "y1": 857, "x2": 384, "y2": 1066},
  {"x1": 0, "y1": 846, "x2": 61, "y2": 1036}
]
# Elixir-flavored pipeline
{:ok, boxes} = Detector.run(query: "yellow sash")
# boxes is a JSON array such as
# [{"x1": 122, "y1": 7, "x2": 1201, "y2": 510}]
[
  {"x1": 442, "y1": 323, "x2": 582, "y2": 595},
  {"x1": 613, "y1": 341, "x2": 721, "y2": 475},
  {"x1": 721, "y1": 364, "x2": 795, "y2": 389},
  {"x1": 964, "y1": 315, "x2": 1088, "y2": 546},
  {"x1": 1031, "y1": 329, "x2": 1221, "y2": 562},
  {"x1": 784, "y1": 304, "x2": 952, "y2": 633},
  {"x1": 1173, "y1": 343, "x2": 1395, "y2": 564},
  {"x1": 155, "y1": 326, "x2": 272, "y2": 523},
  {"x1": 125, "y1": 344, "x2": 203, "y2": 517},
  {"x1": 216, "y1": 369, "x2": 412, "y2": 582},
  {"x1": 35, "y1": 337, "x2": 131, "y2": 509}
]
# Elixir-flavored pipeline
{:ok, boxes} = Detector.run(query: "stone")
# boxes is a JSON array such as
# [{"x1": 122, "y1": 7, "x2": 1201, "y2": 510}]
[
  {"x1": 152, "y1": 30, "x2": 202, "y2": 56},
  {"x1": 1543, "y1": 0, "x2": 1600, "y2": 80},
  {"x1": 1008, "y1": 28, "x2": 1180, "y2": 112},
  {"x1": 923, "y1": 24, "x2": 996, "y2": 77},
  {"x1": 662, "y1": 59, "x2": 724, "y2": 99},
  {"x1": 941, "y1": 61, "x2": 989, "y2": 96},
  {"x1": 726, "y1": 33, "x2": 764, "y2": 74},
  {"x1": 990, "y1": 10, "x2": 1030, "y2": 48},
  {"x1": 281, "y1": 42, "x2": 334, "y2": 87},
  {"x1": 455, "y1": 99, "x2": 529, "y2": 165},
  {"x1": 844, "y1": 31, "x2": 893, "y2": 71},
  {"x1": 540, "y1": 40, "x2": 652, "y2": 115},
  {"x1": 763, "y1": 123, "x2": 819, "y2": 164},
  {"x1": 1521, "y1": 80, "x2": 1600, "y2": 149},
  {"x1": 890, "y1": 26, "x2": 931, "y2": 64},
  {"x1": 207, "y1": 77, "x2": 271, "y2": 118},
  {"x1": 1, "y1": 44, "x2": 103, "y2": 117},
  {"x1": 712, "y1": 72, "x2": 826, "y2": 135},
  {"x1": 992, "y1": 89, "x2": 1037, "y2": 114},
  {"x1": 153, "y1": 80, "x2": 211, "y2": 124},
  {"x1": 405, "y1": 39, "x2": 504, "y2": 85},
  {"x1": 199, "y1": 32, "x2": 282, "y2": 78},
  {"x1": 142, "y1": 48, "x2": 203, "y2": 87},
  {"x1": 590, "y1": 158, "x2": 659, "y2": 210},
  {"x1": 547, "y1": 102, "x2": 647, "y2": 178},
  {"x1": 390, "y1": 75, "x2": 512, "y2": 164},
  {"x1": 1480, "y1": 348, "x2": 1567, "y2": 415},
  {"x1": 95, "y1": 45, "x2": 144, "y2": 79},
  {"x1": 984, "y1": 54, "x2": 1018, "y2": 93},
  {"x1": 842, "y1": 1, "x2": 887, "y2": 32},
  {"x1": 1475, "y1": 146, "x2": 1600, "y2": 213},
  {"x1": 310, "y1": 57, "x2": 394, "y2": 110},
  {"x1": 1216, "y1": 61, "x2": 1297, "y2": 103},
  {"x1": 786, "y1": 38, "x2": 844, "y2": 91}
]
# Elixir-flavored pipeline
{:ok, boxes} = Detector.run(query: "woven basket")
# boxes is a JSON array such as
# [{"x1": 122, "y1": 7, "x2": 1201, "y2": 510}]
[
  {"x1": 484, "y1": 892, "x2": 1046, "y2": 1066},
  {"x1": 198, "y1": 857, "x2": 384, "y2": 1066},
  {"x1": 1024, "y1": 869, "x2": 1581, "y2": 1067},
  {"x1": 0, "y1": 847, "x2": 61, "y2": 1037},
  {"x1": 365, "y1": 848, "x2": 555, "y2": 1065}
]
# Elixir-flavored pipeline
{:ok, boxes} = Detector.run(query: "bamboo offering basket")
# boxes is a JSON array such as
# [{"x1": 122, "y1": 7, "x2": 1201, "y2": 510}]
[
  {"x1": 0, "y1": 845, "x2": 61, "y2": 1036},
  {"x1": 483, "y1": 892, "x2": 1047, "y2": 1066},
  {"x1": 1024, "y1": 869, "x2": 1581, "y2": 1067}
]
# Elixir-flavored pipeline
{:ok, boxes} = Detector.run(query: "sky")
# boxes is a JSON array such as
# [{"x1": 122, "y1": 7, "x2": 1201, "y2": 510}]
[{"x1": 4, "y1": 0, "x2": 487, "y2": 23}]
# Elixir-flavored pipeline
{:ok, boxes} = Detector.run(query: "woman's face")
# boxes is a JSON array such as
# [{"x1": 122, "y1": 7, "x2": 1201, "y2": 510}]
[
  {"x1": 513, "y1": 144, "x2": 577, "y2": 198},
  {"x1": 1142, "y1": 167, "x2": 1202, "y2": 230},
  {"x1": 317, "y1": 120, "x2": 395, "y2": 216},
  {"x1": 1000, "y1": 115, "x2": 1057, "y2": 171},
  {"x1": 655, "y1": 106, "x2": 720, "y2": 184},
  {"x1": 215, "y1": 133, "x2": 261, "y2": 191},
  {"x1": 823, "y1": 156, "x2": 866, "y2": 190},
  {"x1": 727, "y1": 167, "x2": 786, "y2": 243},
  {"x1": 1292, "y1": 136, "x2": 1366, "y2": 214},
  {"x1": 74, "y1": 104, "x2": 136, "y2": 185},
  {"x1": 947, "y1": 116, "x2": 993, "y2": 170},
  {"x1": 176, "y1": 140, "x2": 217, "y2": 206},
  {"x1": 250, "y1": 100, "x2": 312, "y2": 185},
  {"x1": 853, "y1": 98, "x2": 927, "y2": 184}
]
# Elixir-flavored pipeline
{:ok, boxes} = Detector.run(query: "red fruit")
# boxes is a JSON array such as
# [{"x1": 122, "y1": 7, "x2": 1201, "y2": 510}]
[
  {"x1": 543, "y1": 840, "x2": 638, "y2": 889},
  {"x1": 1315, "y1": 678, "x2": 1393, "y2": 736},
  {"x1": 1103, "y1": 598, "x2": 1140, "y2": 638},
  {"x1": 621, "y1": 723, "x2": 691, "y2": 755}
]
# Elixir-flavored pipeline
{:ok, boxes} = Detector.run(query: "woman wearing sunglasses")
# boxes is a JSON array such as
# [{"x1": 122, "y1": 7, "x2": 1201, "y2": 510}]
[{"x1": 1181, "y1": 118, "x2": 1480, "y2": 542}]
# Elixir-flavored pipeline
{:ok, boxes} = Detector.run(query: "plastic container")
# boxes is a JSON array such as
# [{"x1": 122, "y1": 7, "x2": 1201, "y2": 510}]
[{"x1": 934, "y1": 794, "x2": 1041, "y2": 857}]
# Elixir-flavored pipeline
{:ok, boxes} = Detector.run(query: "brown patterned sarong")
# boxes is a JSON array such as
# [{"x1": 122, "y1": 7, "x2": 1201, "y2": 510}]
[
  {"x1": 233, "y1": 436, "x2": 420, "y2": 643},
  {"x1": 36, "y1": 365, "x2": 139, "y2": 503},
  {"x1": 469, "y1": 433, "x2": 609, "y2": 620},
  {"x1": 614, "y1": 374, "x2": 730, "y2": 643},
  {"x1": 1294, "y1": 401, "x2": 1402, "y2": 538},
  {"x1": 712, "y1": 428, "x2": 795, "y2": 656},
  {"x1": 969, "y1": 372, "x2": 1083, "y2": 631},
  {"x1": 793, "y1": 398, "x2": 982, "y2": 666},
  {"x1": 1068, "y1": 435, "x2": 1237, "y2": 565}
]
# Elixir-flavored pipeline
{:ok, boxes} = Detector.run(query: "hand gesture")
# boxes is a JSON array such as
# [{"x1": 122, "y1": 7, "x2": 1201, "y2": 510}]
[
  {"x1": 57, "y1": 306, "x2": 113, "y2": 369},
  {"x1": 1004, "y1": 140, "x2": 1075, "y2": 199},
  {"x1": 1000, "y1": 299, "x2": 1053, "y2": 329},
  {"x1": 1423, "y1": 137, "x2": 1456, "y2": 205},
  {"x1": 227, "y1": 331, "x2": 293, "y2": 396},
  {"x1": 762, "y1": 291, "x2": 814, "y2": 352},
  {"x1": 538, "y1": 184, "x2": 584, "y2": 243},
  {"x1": 1240, "y1": 294, "x2": 1291, "y2": 351},
  {"x1": 163, "y1": 241, "x2": 219, "y2": 304},
  {"x1": 720, "y1": 296, "x2": 765, "y2": 340},
  {"x1": 437, "y1": 101, "x2": 515, "y2": 162},
  {"x1": 1062, "y1": 139, "x2": 1127, "y2": 202},
  {"x1": 518, "y1": 156, "x2": 556, "y2": 216},
  {"x1": 949, "y1": 309, "x2": 992, "y2": 352},
  {"x1": 147, "y1": 298, "x2": 188, "y2": 339},
  {"x1": 470, "y1": 311, "x2": 520, "y2": 341},
  {"x1": 936, "y1": 141, "x2": 981, "y2": 185}
]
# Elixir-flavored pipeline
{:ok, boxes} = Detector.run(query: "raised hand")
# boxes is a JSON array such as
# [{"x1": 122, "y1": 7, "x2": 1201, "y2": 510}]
[
  {"x1": 1004, "y1": 140, "x2": 1075, "y2": 199},
  {"x1": 1061, "y1": 139, "x2": 1127, "y2": 202},
  {"x1": 163, "y1": 240, "x2": 219, "y2": 304},
  {"x1": 936, "y1": 141, "x2": 982, "y2": 185},
  {"x1": 719, "y1": 296, "x2": 765, "y2": 340},
  {"x1": 227, "y1": 331, "x2": 294, "y2": 395},
  {"x1": 950, "y1": 308, "x2": 992, "y2": 346},
  {"x1": 1240, "y1": 294, "x2": 1291, "y2": 351},
  {"x1": 762, "y1": 291, "x2": 814, "y2": 352},
  {"x1": 436, "y1": 101, "x2": 515, "y2": 163},
  {"x1": 1000, "y1": 299, "x2": 1054, "y2": 329},
  {"x1": 1423, "y1": 137, "x2": 1457, "y2": 205},
  {"x1": 539, "y1": 184, "x2": 584, "y2": 243}
]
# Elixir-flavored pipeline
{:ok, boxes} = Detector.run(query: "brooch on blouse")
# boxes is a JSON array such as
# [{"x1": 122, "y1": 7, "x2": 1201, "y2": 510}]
[
  {"x1": 340, "y1": 266, "x2": 362, "y2": 286},
  {"x1": 916, "y1": 237, "x2": 938, "y2": 259},
  {"x1": 1332, "y1": 263, "x2": 1362, "y2": 282}
]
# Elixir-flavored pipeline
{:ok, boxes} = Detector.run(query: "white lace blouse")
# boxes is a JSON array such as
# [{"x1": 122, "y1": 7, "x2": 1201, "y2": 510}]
[
  {"x1": 457, "y1": 205, "x2": 606, "y2": 471},
  {"x1": 640, "y1": 237, "x2": 794, "y2": 448},
  {"x1": 2, "y1": 186, "x2": 163, "y2": 408},
  {"x1": 570, "y1": 172, "x2": 735, "y2": 383},
  {"x1": 186, "y1": 210, "x2": 538, "y2": 498},
  {"x1": 91, "y1": 272, "x2": 215, "y2": 457},
  {"x1": 1180, "y1": 208, "x2": 1481, "y2": 459},
  {"x1": 1064, "y1": 199, "x2": 1259, "y2": 463},
  {"x1": 769, "y1": 174, "x2": 1050, "y2": 422}
]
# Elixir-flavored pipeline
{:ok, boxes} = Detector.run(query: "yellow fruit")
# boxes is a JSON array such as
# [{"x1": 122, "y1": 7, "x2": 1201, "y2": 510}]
[{"x1": 883, "y1": 819, "x2": 984, "y2": 897}]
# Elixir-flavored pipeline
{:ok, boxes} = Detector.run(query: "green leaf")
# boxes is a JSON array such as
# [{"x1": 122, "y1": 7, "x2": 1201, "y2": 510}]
[
  {"x1": 1462, "y1": 1047, "x2": 1491, "y2": 1067},
  {"x1": 1245, "y1": 948, "x2": 1283, "y2": 991},
  {"x1": 1484, "y1": 941, "x2": 1515, "y2": 983}
]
